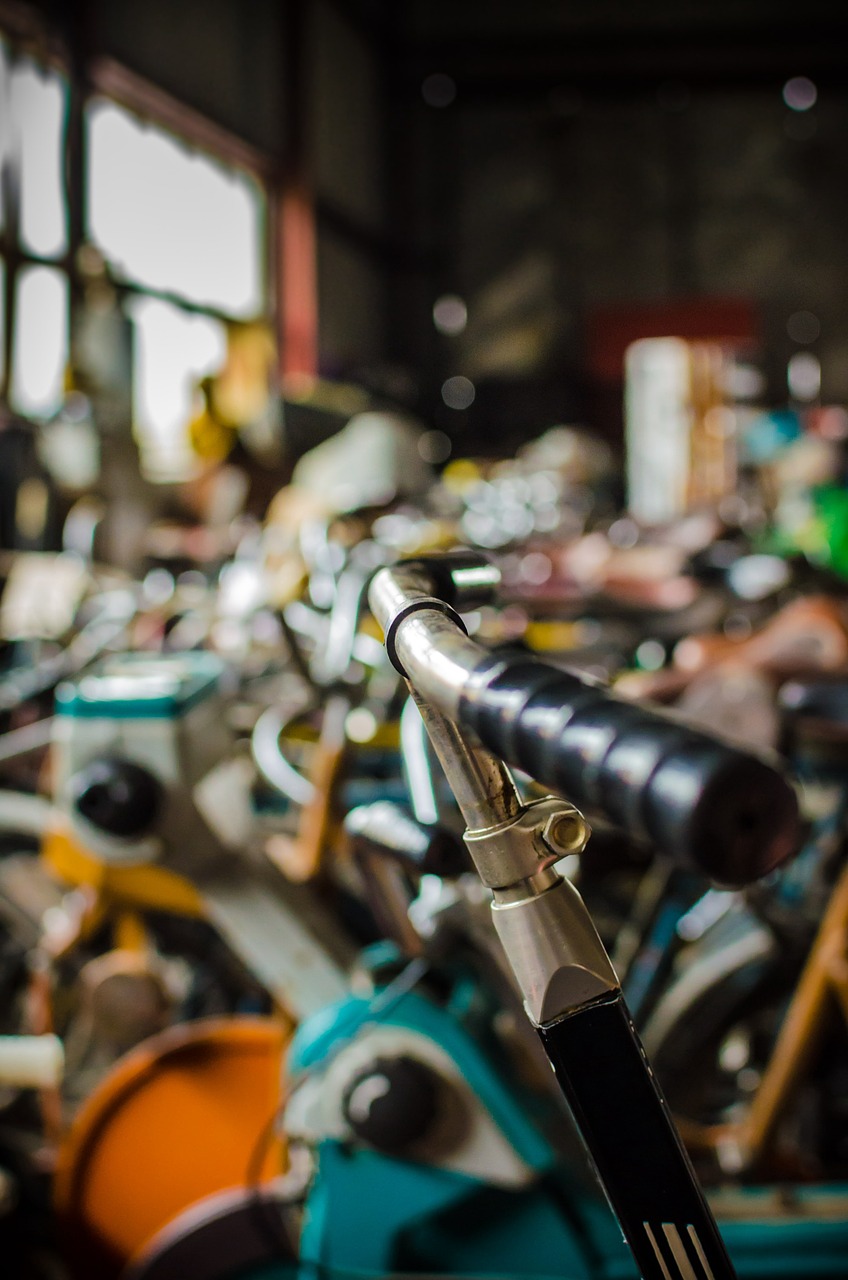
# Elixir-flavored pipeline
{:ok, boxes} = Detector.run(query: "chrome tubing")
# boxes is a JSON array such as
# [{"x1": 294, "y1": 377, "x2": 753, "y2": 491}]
[
  {"x1": 366, "y1": 552, "x2": 799, "y2": 1280},
  {"x1": 369, "y1": 555, "x2": 800, "y2": 888}
]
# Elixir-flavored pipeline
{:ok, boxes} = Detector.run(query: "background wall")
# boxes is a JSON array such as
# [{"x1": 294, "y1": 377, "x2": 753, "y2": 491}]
[
  {"x1": 386, "y1": 0, "x2": 848, "y2": 448},
  {"x1": 91, "y1": 0, "x2": 287, "y2": 156},
  {"x1": 16, "y1": 0, "x2": 848, "y2": 456}
]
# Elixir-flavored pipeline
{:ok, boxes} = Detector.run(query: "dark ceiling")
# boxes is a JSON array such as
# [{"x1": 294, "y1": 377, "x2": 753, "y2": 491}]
[{"x1": 365, "y1": 1, "x2": 848, "y2": 98}]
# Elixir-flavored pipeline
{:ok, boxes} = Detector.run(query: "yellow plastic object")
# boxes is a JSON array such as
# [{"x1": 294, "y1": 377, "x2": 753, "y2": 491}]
[
  {"x1": 441, "y1": 457, "x2": 481, "y2": 494},
  {"x1": 283, "y1": 715, "x2": 400, "y2": 751},
  {"x1": 42, "y1": 828, "x2": 204, "y2": 919},
  {"x1": 113, "y1": 910, "x2": 150, "y2": 953},
  {"x1": 54, "y1": 1017, "x2": 287, "y2": 1280},
  {"x1": 188, "y1": 398, "x2": 237, "y2": 464},
  {"x1": 525, "y1": 620, "x2": 585, "y2": 654}
]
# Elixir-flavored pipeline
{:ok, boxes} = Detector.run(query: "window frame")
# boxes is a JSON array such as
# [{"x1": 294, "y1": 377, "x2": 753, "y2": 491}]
[
  {"x1": 86, "y1": 56, "x2": 276, "y2": 326},
  {"x1": 0, "y1": 15, "x2": 72, "y2": 405},
  {"x1": 0, "y1": 21, "x2": 280, "y2": 443}
]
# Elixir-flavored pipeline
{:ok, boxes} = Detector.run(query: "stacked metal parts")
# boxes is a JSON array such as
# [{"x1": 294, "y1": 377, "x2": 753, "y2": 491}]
[{"x1": 2, "y1": 412, "x2": 848, "y2": 1280}]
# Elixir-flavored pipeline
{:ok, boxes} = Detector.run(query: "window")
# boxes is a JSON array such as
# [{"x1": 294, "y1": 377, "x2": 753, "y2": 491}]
[
  {"x1": 0, "y1": 40, "x2": 70, "y2": 419},
  {"x1": 86, "y1": 98, "x2": 266, "y2": 479},
  {"x1": 13, "y1": 56, "x2": 68, "y2": 258},
  {"x1": 0, "y1": 27, "x2": 268, "y2": 483},
  {"x1": 11, "y1": 266, "x2": 69, "y2": 418},
  {"x1": 0, "y1": 35, "x2": 10, "y2": 238},
  {"x1": 88, "y1": 101, "x2": 262, "y2": 316},
  {"x1": 128, "y1": 297, "x2": 227, "y2": 481}
]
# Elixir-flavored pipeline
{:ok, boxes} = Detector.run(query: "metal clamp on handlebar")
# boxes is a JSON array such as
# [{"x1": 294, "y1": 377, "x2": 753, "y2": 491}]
[{"x1": 464, "y1": 795, "x2": 589, "y2": 889}]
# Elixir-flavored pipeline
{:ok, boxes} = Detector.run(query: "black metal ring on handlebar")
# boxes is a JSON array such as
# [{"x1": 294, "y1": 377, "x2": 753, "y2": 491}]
[{"x1": 384, "y1": 596, "x2": 468, "y2": 677}]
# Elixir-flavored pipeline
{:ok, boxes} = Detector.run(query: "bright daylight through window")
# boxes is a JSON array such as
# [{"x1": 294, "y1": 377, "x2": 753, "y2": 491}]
[
  {"x1": 87, "y1": 99, "x2": 266, "y2": 480},
  {"x1": 1, "y1": 47, "x2": 70, "y2": 419}
]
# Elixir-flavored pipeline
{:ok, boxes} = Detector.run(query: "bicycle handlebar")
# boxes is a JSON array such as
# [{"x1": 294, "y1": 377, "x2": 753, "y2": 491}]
[{"x1": 369, "y1": 553, "x2": 800, "y2": 887}]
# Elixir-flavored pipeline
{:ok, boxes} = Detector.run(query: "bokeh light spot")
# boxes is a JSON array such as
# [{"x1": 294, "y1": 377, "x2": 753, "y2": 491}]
[
  {"x1": 787, "y1": 310, "x2": 820, "y2": 344},
  {"x1": 441, "y1": 375, "x2": 475, "y2": 410},
  {"x1": 787, "y1": 352, "x2": 821, "y2": 401},
  {"x1": 433, "y1": 294, "x2": 467, "y2": 335},
  {"x1": 418, "y1": 429, "x2": 452, "y2": 464},
  {"x1": 422, "y1": 73, "x2": 456, "y2": 108},
  {"x1": 783, "y1": 76, "x2": 817, "y2": 111}
]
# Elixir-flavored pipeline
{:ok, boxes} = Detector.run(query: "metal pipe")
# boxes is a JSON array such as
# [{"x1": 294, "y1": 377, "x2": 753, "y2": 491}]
[
  {"x1": 251, "y1": 704, "x2": 317, "y2": 807},
  {"x1": 393, "y1": 610, "x2": 483, "y2": 714},
  {"x1": 0, "y1": 718, "x2": 54, "y2": 764},
  {"x1": 410, "y1": 689, "x2": 521, "y2": 832},
  {"x1": 399, "y1": 697, "x2": 441, "y2": 826}
]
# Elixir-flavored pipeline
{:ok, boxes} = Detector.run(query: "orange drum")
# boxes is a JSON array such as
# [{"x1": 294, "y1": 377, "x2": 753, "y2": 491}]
[{"x1": 54, "y1": 1017, "x2": 287, "y2": 1280}]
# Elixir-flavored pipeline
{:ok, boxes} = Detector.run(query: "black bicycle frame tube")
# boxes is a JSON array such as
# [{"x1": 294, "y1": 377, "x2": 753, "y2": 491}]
[{"x1": 540, "y1": 991, "x2": 733, "y2": 1280}]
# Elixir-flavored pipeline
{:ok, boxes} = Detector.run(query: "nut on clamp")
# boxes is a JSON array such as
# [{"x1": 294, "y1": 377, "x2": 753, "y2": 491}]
[
  {"x1": 463, "y1": 796, "x2": 590, "y2": 891},
  {"x1": 465, "y1": 798, "x2": 619, "y2": 1028}
]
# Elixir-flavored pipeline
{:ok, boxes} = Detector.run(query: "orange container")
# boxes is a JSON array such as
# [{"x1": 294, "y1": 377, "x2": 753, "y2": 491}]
[{"x1": 54, "y1": 1017, "x2": 287, "y2": 1280}]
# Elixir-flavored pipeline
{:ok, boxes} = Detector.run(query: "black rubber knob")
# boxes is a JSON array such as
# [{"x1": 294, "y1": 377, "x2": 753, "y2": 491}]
[
  {"x1": 459, "y1": 652, "x2": 800, "y2": 887},
  {"x1": 71, "y1": 756, "x2": 164, "y2": 838},
  {"x1": 342, "y1": 1054, "x2": 440, "y2": 1154}
]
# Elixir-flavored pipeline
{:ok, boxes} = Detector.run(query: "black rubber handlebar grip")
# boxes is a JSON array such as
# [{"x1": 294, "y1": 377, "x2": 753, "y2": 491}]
[{"x1": 458, "y1": 651, "x2": 800, "y2": 887}]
